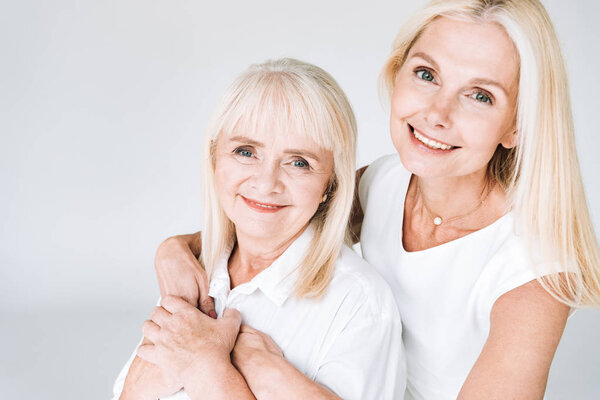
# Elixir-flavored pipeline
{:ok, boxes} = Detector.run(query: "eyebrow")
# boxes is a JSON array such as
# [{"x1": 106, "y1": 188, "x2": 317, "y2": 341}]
[
  {"x1": 410, "y1": 52, "x2": 440, "y2": 71},
  {"x1": 409, "y1": 52, "x2": 510, "y2": 97},
  {"x1": 228, "y1": 135, "x2": 322, "y2": 162},
  {"x1": 469, "y1": 78, "x2": 509, "y2": 97}
]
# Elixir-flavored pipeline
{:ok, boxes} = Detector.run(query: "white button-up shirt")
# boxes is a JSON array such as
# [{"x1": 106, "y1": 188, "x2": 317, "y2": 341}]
[{"x1": 113, "y1": 227, "x2": 406, "y2": 399}]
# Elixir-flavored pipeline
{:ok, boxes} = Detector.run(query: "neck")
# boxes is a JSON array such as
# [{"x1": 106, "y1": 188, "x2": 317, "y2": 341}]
[
  {"x1": 228, "y1": 225, "x2": 308, "y2": 288},
  {"x1": 415, "y1": 169, "x2": 491, "y2": 220}
]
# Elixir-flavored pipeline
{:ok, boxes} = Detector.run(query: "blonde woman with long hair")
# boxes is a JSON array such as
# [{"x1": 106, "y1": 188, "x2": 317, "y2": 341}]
[
  {"x1": 151, "y1": 0, "x2": 600, "y2": 398},
  {"x1": 112, "y1": 58, "x2": 405, "y2": 400}
]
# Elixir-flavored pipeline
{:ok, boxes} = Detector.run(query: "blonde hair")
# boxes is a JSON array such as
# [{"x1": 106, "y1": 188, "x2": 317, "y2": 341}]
[
  {"x1": 200, "y1": 58, "x2": 357, "y2": 298},
  {"x1": 381, "y1": 0, "x2": 600, "y2": 307}
]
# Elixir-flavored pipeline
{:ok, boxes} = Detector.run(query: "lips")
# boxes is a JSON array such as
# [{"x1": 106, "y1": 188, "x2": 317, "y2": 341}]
[
  {"x1": 408, "y1": 124, "x2": 457, "y2": 151},
  {"x1": 241, "y1": 196, "x2": 287, "y2": 213}
]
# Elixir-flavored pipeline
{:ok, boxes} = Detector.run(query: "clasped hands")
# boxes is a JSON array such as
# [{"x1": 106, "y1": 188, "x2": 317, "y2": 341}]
[{"x1": 136, "y1": 295, "x2": 284, "y2": 398}]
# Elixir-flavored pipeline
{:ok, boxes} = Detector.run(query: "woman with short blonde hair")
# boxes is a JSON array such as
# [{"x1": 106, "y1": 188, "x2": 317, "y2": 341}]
[
  {"x1": 113, "y1": 58, "x2": 404, "y2": 400},
  {"x1": 201, "y1": 58, "x2": 358, "y2": 298}
]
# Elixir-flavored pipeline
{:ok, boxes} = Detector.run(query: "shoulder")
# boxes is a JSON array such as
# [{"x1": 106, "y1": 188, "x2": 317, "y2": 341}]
[
  {"x1": 359, "y1": 154, "x2": 405, "y2": 191},
  {"x1": 473, "y1": 214, "x2": 570, "y2": 311},
  {"x1": 327, "y1": 245, "x2": 401, "y2": 322},
  {"x1": 359, "y1": 153, "x2": 409, "y2": 211}
]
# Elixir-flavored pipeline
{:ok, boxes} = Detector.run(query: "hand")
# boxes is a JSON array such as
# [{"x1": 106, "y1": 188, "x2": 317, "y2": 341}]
[
  {"x1": 155, "y1": 233, "x2": 216, "y2": 318},
  {"x1": 136, "y1": 295, "x2": 242, "y2": 388},
  {"x1": 232, "y1": 325, "x2": 338, "y2": 400},
  {"x1": 232, "y1": 324, "x2": 284, "y2": 391}
]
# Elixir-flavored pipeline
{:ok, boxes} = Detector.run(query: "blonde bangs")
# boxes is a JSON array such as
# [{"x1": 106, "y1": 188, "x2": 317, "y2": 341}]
[{"x1": 214, "y1": 66, "x2": 345, "y2": 153}]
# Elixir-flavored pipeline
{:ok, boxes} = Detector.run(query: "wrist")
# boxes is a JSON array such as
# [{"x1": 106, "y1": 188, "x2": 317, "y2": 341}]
[
  {"x1": 184, "y1": 356, "x2": 246, "y2": 399},
  {"x1": 181, "y1": 352, "x2": 231, "y2": 389},
  {"x1": 241, "y1": 352, "x2": 287, "y2": 396}
]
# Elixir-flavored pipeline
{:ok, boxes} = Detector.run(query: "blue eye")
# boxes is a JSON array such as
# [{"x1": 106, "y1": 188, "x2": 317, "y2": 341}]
[
  {"x1": 292, "y1": 159, "x2": 309, "y2": 168},
  {"x1": 416, "y1": 69, "x2": 435, "y2": 82},
  {"x1": 235, "y1": 148, "x2": 253, "y2": 157},
  {"x1": 472, "y1": 91, "x2": 493, "y2": 104}
]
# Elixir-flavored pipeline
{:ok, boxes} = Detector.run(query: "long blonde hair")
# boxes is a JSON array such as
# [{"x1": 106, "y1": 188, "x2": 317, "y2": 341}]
[
  {"x1": 381, "y1": 0, "x2": 600, "y2": 307},
  {"x1": 201, "y1": 58, "x2": 357, "y2": 298}
]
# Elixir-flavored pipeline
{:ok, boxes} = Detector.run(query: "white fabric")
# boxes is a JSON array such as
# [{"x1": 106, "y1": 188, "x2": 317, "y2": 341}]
[
  {"x1": 112, "y1": 226, "x2": 406, "y2": 400},
  {"x1": 358, "y1": 154, "x2": 559, "y2": 400}
]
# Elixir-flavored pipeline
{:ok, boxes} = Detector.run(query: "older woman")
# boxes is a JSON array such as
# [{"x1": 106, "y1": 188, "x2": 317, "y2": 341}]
[
  {"x1": 153, "y1": 0, "x2": 600, "y2": 399},
  {"x1": 112, "y1": 58, "x2": 405, "y2": 399}
]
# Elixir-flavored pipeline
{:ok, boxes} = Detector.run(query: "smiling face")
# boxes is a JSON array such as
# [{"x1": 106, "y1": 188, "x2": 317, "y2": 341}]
[
  {"x1": 390, "y1": 16, "x2": 519, "y2": 179},
  {"x1": 213, "y1": 127, "x2": 334, "y2": 244}
]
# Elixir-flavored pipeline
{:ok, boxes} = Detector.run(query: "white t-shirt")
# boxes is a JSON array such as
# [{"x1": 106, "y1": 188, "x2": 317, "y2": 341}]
[
  {"x1": 359, "y1": 154, "x2": 557, "y2": 400},
  {"x1": 112, "y1": 226, "x2": 406, "y2": 400}
]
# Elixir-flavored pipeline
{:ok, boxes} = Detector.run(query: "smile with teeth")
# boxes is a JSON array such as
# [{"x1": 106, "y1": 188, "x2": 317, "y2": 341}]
[
  {"x1": 243, "y1": 196, "x2": 285, "y2": 210},
  {"x1": 410, "y1": 125, "x2": 455, "y2": 150},
  {"x1": 250, "y1": 201, "x2": 279, "y2": 209}
]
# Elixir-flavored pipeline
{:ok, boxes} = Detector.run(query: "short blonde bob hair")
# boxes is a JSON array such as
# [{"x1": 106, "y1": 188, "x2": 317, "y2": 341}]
[
  {"x1": 381, "y1": 0, "x2": 600, "y2": 307},
  {"x1": 200, "y1": 58, "x2": 357, "y2": 298}
]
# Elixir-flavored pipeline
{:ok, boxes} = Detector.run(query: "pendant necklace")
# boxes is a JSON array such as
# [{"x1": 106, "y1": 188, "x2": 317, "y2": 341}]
[{"x1": 417, "y1": 178, "x2": 495, "y2": 227}]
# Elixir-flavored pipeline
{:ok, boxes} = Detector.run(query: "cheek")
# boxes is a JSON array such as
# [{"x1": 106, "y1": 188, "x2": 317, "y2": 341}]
[
  {"x1": 214, "y1": 157, "x2": 248, "y2": 202},
  {"x1": 458, "y1": 115, "x2": 509, "y2": 152},
  {"x1": 288, "y1": 176, "x2": 328, "y2": 212}
]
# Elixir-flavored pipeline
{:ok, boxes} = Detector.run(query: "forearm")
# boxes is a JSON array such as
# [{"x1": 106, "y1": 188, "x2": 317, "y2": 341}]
[
  {"x1": 185, "y1": 357, "x2": 256, "y2": 400},
  {"x1": 119, "y1": 356, "x2": 167, "y2": 400},
  {"x1": 176, "y1": 232, "x2": 203, "y2": 257},
  {"x1": 242, "y1": 355, "x2": 340, "y2": 400}
]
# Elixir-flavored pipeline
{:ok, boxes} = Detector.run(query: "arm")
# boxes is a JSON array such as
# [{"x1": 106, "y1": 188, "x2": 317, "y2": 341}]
[
  {"x1": 348, "y1": 166, "x2": 368, "y2": 244},
  {"x1": 119, "y1": 354, "x2": 180, "y2": 400},
  {"x1": 184, "y1": 356, "x2": 256, "y2": 400},
  {"x1": 155, "y1": 233, "x2": 215, "y2": 316},
  {"x1": 458, "y1": 279, "x2": 569, "y2": 399},
  {"x1": 232, "y1": 325, "x2": 340, "y2": 400},
  {"x1": 114, "y1": 336, "x2": 182, "y2": 400}
]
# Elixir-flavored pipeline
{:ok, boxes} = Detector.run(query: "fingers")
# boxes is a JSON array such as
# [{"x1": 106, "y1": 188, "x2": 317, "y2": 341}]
[
  {"x1": 136, "y1": 343, "x2": 157, "y2": 364},
  {"x1": 196, "y1": 269, "x2": 216, "y2": 319},
  {"x1": 150, "y1": 306, "x2": 172, "y2": 327},
  {"x1": 142, "y1": 320, "x2": 160, "y2": 343},
  {"x1": 222, "y1": 308, "x2": 242, "y2": 330},
  {"x1": 160, "y1": 295, "x2": 192, "y2": 314}
]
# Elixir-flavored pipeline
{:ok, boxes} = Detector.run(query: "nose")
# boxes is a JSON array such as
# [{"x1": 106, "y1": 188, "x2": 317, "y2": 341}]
[
  {"x1": 425, "y1": 90, "x2": 453, "y2": 129},
  {"x1": 250, "y1": 160, "x2": 284, "y2": 195}
]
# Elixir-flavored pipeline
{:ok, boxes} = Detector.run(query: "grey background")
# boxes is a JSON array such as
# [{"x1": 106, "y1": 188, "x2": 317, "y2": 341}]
[{"x1": 1, "y1": 0, "x2": 598, "y2": 398}]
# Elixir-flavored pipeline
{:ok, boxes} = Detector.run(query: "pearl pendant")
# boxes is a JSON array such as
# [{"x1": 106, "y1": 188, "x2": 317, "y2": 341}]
[{"x1": 433, "y1": 216, "x2": 442, "y2": 226}]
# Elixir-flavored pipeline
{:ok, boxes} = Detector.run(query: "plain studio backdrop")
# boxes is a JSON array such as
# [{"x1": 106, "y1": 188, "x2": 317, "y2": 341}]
[{"x1": 1, "y1": 0, "x2": 599, "y2": 398}]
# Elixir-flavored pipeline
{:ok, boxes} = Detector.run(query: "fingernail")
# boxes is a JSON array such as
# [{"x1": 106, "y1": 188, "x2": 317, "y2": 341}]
[{"x1": 209, "y1": 310, "x2": 217, "y2": 319}]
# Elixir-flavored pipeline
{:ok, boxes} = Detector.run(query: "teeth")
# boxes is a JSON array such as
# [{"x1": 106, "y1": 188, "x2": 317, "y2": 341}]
[
  {"x1": 251, "y1": 201, "x2": 278, "y2": 209},
  {"x1": 412, "y1": 127, "x2": 453, "y2": 150}
]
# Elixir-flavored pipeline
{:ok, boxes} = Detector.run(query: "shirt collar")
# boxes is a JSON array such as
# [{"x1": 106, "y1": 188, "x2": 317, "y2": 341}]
[{"x1": 208, "y1": 225, "x2": 315, "y2": 307}]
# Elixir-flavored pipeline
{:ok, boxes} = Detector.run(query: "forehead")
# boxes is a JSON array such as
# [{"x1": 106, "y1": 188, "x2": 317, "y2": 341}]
[
  {"x1": 410, "y1": 16, "x2": 519, "y2": 91},
  {"x1": 220, "y1": 124, "x2": 328, "y2": 153}
]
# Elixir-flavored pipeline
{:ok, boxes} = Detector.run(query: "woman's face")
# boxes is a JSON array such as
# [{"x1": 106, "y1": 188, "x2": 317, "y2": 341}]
[
  {"x1": 214, "y1": 126, "x2": 333, "y2": 244},
  {"x1": 390, "y1": 17, "x2": 519, "y2": 179}
]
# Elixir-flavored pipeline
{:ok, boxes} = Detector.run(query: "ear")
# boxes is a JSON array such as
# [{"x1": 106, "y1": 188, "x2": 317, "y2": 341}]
[{"x1": 500, "y1": 129, "x2": 518, "y2": 149}]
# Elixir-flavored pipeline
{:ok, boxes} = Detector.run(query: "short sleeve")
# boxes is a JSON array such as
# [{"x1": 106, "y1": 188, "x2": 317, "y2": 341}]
[
  {"x1": 477, "y1": 233, "x2": 573, "y2": 313},
  {"x1": 313, "y1": 301, "x2": 406, "y2": 400},
  {"x1": 358, "y1": 154, "x2": 399, "y2": 212}
]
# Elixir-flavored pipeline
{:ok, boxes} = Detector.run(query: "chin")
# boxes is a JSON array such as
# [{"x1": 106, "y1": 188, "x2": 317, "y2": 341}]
[
  {"x1": 397, "y1": 153, "x2": 449, "y2": 178},
  {"x1": 235, "y1": 223, "x2": 284, "y2": 241}
]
